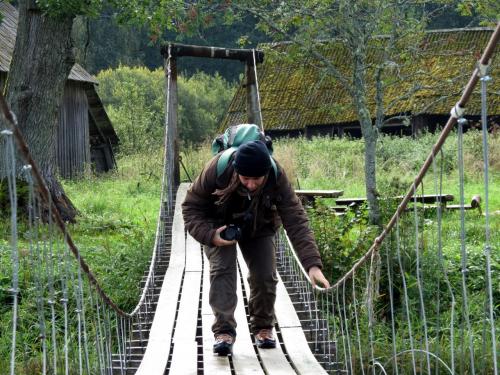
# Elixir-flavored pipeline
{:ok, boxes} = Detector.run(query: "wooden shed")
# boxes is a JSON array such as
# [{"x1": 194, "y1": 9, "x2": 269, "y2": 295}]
[
  {"x1": 0, "y1": 2, "x2": 119, "y2": 178},
  {"x1": 222, "y1": 28, "x2": 499, "y2": 138}
]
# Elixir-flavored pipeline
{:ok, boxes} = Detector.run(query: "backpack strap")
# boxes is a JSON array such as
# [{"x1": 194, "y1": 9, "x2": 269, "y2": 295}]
[
  {"x1": 216, "y1": 148, "x2": 279, "y2": 179},
  {"x1": 216, "y1": 147, "x2": 238, "y2": 177}
]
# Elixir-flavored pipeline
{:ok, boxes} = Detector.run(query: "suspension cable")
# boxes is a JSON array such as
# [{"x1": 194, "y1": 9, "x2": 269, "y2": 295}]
[
  {"x1": 0, "y1": 91, "x2": 131, "y2": 317},
  {"x1": 479, "y1": 62, "x2": 497, "y2": 375},
  {"x1": 304, "y1": 24, "x2": 500, "y2": 292},
  {"x1": 252, "y1": 48, "x2": 265, "y2": 132}
]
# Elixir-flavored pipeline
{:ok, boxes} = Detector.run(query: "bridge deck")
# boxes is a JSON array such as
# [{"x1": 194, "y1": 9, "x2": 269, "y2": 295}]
[{"x1": 134, "y1": 184, "x2": 327, "y2": 374}]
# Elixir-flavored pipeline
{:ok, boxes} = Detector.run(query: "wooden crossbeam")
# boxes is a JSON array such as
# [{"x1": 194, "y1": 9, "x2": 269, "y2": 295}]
[{"x1": 161, "y1": 43, "x2": 264, "y2": 64}]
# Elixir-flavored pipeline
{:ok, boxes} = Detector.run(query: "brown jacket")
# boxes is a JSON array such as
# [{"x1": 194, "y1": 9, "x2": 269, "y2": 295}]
[{"x1": 182, "y1": 154, "x2": 323, "y2": 271}]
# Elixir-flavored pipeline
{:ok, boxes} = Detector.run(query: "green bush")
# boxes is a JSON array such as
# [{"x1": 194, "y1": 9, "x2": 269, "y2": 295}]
[{"x1": 96, "y1": 66, "x2": 235, "y2": 154}]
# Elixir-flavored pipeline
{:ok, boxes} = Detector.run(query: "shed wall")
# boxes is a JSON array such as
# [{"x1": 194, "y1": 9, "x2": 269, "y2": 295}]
[
  {"x1": 0, "y1": 71, "x2": 5, "y2": 92},
  {"x1": 57, "y1": 82, "x2": 90, "y2": 178}
]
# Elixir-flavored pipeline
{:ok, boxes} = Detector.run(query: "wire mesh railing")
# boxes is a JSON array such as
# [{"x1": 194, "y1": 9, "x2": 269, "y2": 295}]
[
  {"x1": 0, "y1": 45, "x2": 178, "y2": 374},
  {"x1": 276, "y1": 23, "x2": 499, "y2": 375},
  {"x1": 1, "y1": 21, "x2": 497, "y2": 375}
]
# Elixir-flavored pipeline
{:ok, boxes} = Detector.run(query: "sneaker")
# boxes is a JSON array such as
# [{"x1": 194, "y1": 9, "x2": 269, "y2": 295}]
[
  {"x1": 213, "y1": 333, "x2": 234, "y2": 356},
  {"x1": 254, "y1": 328, "x2": 276, "y2": 349}
]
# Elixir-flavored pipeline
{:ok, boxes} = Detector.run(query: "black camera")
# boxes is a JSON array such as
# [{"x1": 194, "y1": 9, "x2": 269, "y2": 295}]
[{"x1": 220, "y1": 224, "x2": 242, "y2": 241}]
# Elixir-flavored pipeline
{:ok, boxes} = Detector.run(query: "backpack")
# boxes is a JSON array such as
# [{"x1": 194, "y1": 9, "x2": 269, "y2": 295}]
[{"x1": 211, "y1": 124, "x2": 278, "y2": 178}]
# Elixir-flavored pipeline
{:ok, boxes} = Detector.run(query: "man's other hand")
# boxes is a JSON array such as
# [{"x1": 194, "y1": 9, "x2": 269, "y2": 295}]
[
  {"x1": 212, "y1": 225, "x2": 238, "y2": 247},
  {"x1": 308, "y1": 266, "x2": 330, "y2": 289}
]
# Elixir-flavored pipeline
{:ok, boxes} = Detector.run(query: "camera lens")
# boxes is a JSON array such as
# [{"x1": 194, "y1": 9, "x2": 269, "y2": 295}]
[{"x1": 221, "y1": 224, "x2": 241, "y2": 241}]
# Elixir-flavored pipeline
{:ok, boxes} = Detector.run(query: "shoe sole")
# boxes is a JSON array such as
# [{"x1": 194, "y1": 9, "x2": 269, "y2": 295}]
[
  {"x1": 213, "y1": 343, "x2": 233, "y2": 356},
  {"x1": 255, "y1": 340, "x2": 276, "y2": 349}
]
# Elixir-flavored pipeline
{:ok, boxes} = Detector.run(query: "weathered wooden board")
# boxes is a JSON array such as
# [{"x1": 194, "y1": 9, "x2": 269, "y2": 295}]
[{"x1": 136, "y1": 184, "x2": 188, "y2": 375}]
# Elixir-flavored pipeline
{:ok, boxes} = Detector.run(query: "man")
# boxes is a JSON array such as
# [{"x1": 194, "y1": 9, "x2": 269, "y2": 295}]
[{"x1": 182, "y1": 140, "x2": 329, "y2": 356}]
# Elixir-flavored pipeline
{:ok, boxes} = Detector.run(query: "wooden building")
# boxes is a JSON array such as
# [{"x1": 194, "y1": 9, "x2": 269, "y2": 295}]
[
  {"x1": 222, "y1": 28, "x2": 499, "y2": 138},
  {"x1": 0, "y1": 2, "x2": 119, "y2": 178}
]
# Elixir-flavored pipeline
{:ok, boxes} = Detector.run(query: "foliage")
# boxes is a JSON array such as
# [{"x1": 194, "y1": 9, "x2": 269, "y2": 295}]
[
  {"x1": 72, "y1": 15, "x2": 153, "y2": 74},
  {"x1": 96, "y1": 66, "x2": 235, "y2": 154},
  {"x1": 1, "y1": 130, "x2": 499, "y2": 372},
  {"x1": 0, "y1": 179, "x2": 29, "y2": 219},
  {"x1": 215, "y1": 0, "x2": 444, "y2": 225},
  {"x1": 72, "y1": 12, "x2": 269, "y2": 81},
  {"x1": 184, "y1": 130, "x2": 500, "y2": 204},
  {"x1": 38, "y1": 0, "x2": 492, "y2": 79},
  {"x1": 307, "y1": 200, "x2": 377, "y2": 283},
  {"x1": 178, "y1": 71, "x2": 236, "y2": 146},
  {"x1": 456, "y1": 0, "x2": 500, "y2": 25}
]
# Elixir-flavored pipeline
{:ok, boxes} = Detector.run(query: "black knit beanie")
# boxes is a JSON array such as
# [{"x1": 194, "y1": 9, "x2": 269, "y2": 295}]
[{"x1": 233, "y1": 140, "x2": 272, "y2": 177}]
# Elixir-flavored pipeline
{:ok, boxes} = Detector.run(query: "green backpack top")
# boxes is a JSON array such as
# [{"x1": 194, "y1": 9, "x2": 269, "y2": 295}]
[{"x1": 211, "y1": 124, "x2": 278, "y2": 178}]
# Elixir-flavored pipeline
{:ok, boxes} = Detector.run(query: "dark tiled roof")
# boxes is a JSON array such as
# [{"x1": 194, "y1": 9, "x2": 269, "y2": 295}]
[
  {"x1": 0, "y1": 2, "x2": 97, "y2": 84},
  {"x1": 223, "y1": 28, "x2": 499, "y2": 131}
]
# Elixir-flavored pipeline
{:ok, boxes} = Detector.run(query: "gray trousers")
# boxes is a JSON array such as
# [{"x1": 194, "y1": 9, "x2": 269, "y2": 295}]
[{"x1": 204, "y1": 235, "x2": 278, "y2": 337}]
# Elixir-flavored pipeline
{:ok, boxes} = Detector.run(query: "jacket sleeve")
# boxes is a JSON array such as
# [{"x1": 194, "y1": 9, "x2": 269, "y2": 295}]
[
  {"x1": 275, "y1": 167, "x2": 323, "y2": 272},
  {"x1": 181, "y1": 156, "x2": 219, "y2": 247}
]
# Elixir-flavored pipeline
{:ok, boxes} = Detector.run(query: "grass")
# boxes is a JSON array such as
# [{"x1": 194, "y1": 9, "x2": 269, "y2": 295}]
[
  {"x1": 61, "y1": 150, "x2": 163, "y2": 308},
  {"x1": 1, "y1": 129, "x2": 498, "y2": 373}
]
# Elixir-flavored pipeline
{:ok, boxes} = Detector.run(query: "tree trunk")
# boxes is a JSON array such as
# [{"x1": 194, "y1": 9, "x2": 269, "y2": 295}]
[
  {"x1": 5, "y1": 0, "x2": 77, "y2": 222},
  {"x1": 352, "y1": 51, "x2": 381, "y2": 226}
]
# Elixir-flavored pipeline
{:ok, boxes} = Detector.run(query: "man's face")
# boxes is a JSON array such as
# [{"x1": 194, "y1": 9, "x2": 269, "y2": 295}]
[{"x1": 238, "y1": 175, "x2": 266, "y2": 192}]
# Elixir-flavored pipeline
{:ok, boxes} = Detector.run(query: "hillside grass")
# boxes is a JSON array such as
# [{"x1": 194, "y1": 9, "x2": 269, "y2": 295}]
[
  {"x1": 1, "y1": 130, "x2": 498, "y2": 373},
  {"x1": 2, "y1": 130, "x2": 498, "y2": 307}
]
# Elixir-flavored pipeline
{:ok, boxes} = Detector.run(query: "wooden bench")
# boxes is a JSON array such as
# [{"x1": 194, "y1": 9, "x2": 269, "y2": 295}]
[
  {"x1": 335, "y1": 194, "x2": 455, "y2": 207},
  {"x1": 446, "y1": 195, "x2": 481, "y2": 212},
  {"x1": 296, "y1": 189, "x2": 344, "y2": 207}
]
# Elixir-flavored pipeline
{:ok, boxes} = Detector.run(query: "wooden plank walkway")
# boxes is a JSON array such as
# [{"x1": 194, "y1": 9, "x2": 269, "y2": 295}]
[
  {"x1": 168, "y1": 233, "x2": 202, "y2": 374},
  {"x1": 136, "y1": 184, "x2": 188, "y2": 375},
  {"x1": 136, "y1": 183, "x2": 327, "y2": 374}
]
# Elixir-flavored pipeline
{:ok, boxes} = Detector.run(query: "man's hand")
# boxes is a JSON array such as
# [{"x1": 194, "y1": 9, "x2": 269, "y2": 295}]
[
  {"x1": 212, "y1": 225, "x2": 238, "y2": 247},
  {"x1": 308, "y1": 266, "x2": 330, "y2": 289}
]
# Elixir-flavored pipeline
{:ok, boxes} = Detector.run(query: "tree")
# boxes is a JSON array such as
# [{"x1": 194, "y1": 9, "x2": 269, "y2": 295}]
[
  {"x1": 3, "y1": 0, "x2": 77, "y2": 220},
  {"x1": 96, "y1": 66, "x2": 235, "y2": 153},
  {"x1": 204, "y1": 0, "x2": 453, "y2": 226},
  {"x1": 1, "y1": 0, "x2": 189, "y2": 221}
]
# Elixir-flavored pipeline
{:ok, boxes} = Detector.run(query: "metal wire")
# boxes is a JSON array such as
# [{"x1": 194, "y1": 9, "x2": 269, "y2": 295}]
[
  {"x1": 412, "y1": 185, "x2": 431, "y2": 374},
  {"x1": 252, "y1": 48, "x2": 265, "y2": 131},
  {"x1": 2, "y1": 130, "x2": 19, "y2": 375},
  {"x1": 457, "y1": 118, "x2": 476, "y2": 374},
  {"x1": 26, "y1": 168, "x2": 48, "y2": 375},
  {"x1": 1, "y1": 26, "x2": 498, "y2": 375},
  {"x1": 479, "y1": 72, "x2": 497, "y2": 375}
]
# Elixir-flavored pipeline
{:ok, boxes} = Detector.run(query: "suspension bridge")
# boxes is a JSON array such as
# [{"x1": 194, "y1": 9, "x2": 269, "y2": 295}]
[{"x1": 1, "y1": 24, "x2": 498, "y2": 375}]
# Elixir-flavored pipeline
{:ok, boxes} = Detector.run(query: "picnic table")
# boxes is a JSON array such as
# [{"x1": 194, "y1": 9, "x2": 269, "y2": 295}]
[
  {"x1": 335, "y1": 194, "x2": 455, "y2": 207},
  {"x1": 295, "y1": 189, "x2": 344, "y2": 206}
]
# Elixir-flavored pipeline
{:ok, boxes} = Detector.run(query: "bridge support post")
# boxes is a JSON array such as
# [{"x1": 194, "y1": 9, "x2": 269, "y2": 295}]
[
  {"x1": 169, "y1": 58, "x2": 180, "y2": 188},
  {"x1": 163, "y1": 52, "x2": 180, "y2": 216},
  {"x1": 246, "y1": 62, "x2": 261, "y2": 127}
]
